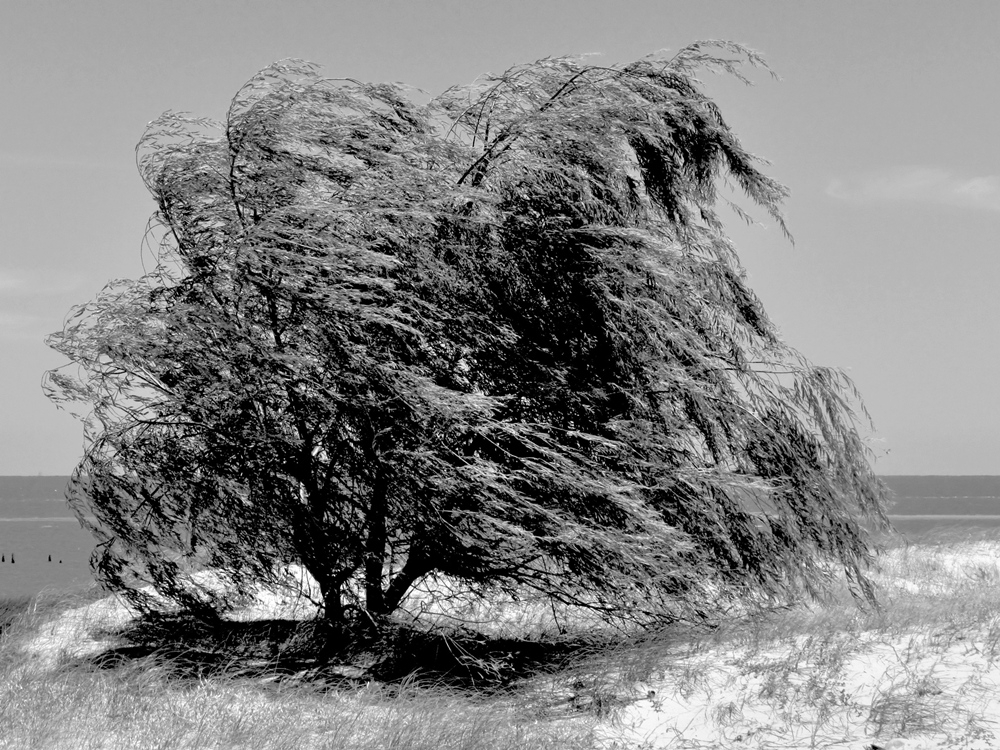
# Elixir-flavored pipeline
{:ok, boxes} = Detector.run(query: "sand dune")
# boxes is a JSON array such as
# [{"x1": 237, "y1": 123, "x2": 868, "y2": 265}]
[{"x1": 16, "y1": 541, "x2": 1000, "y2": 749}]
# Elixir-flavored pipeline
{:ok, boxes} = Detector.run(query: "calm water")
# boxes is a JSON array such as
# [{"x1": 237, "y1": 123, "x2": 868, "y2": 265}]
[
  {"x1": 0, "y1": 514, "x2": 96, "y2": 597},
  {"x1": 882, "y1": 475, "x2": 1000, "y2": 539},
  {"x1": 2, "y1": 475, "x2": 1000, "y2": 598},
  {"x1": 0, "y1": 478, "x2": 96, "y2": 597}
]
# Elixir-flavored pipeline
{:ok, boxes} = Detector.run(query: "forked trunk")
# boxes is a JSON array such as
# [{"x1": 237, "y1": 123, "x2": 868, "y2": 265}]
[{"x1": 382, "y1": 550, "x2": 431, "y2": 615}]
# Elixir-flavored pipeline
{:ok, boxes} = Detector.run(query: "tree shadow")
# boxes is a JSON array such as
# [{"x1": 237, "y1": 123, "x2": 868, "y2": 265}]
[
  {"x1": 73, "y1": 609, "x2": 608, "y2": 693},
  {"x1": 360, "y1": 624, "x2": 603, "y2": 690}
]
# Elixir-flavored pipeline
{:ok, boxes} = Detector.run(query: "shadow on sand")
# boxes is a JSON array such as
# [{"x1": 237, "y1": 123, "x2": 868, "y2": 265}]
[{"x1": 71, "y1": 609, "x2": 608, "y2": 692}]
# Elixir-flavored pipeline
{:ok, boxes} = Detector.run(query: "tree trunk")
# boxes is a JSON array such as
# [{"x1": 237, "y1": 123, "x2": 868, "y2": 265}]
[
  {"x1": 318, "y1": 572, "x2": 345, "y2": 625},
  {"x1": 382, "y1": 549, "x2": 432, "y2": 615},
  {"x1": 364, "y1": 471, "x2": 388, "y2": 619},
  {"x1": 314, "y1": 572, "x2": 347, "y2": 662},
  {"x1": 291, "y1": 500, "x2": 353, "y2": 632}
]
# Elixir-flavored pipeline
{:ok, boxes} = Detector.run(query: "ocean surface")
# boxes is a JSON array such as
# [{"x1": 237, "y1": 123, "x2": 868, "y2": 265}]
[
  {"x1": 2, "y1": 475, "x2": 1000, "y2": 599},
  {"x1": 0, "y1": 477, "x2": 95, "y2": 598},
  {"x1": 881, "y1": 475, "x2": 1000, "y2": 536}
]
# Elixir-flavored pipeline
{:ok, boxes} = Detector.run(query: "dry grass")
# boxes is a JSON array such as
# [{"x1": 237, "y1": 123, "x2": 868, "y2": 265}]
[
  {"x1": 0, "y1": 628, "x2": 594, "y2": 749},
  {"x1": 0, "y1": 583, "x2": 597, "y2": 750},
  {"x1": 5, "y1": 528, "x2": 1000, "y2": 749}
]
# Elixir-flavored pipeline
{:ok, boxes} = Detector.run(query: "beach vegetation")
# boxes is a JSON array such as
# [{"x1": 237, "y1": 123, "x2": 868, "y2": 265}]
[
  {"x1": 3, "y1": 530, "x2": 1000, "y2": 749},
  {"x1": 44, "y1": 42, "x2": 886, "y2": 639}
]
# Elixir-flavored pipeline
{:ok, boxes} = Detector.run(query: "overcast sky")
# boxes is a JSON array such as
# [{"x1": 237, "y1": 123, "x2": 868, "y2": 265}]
[{"x1": 2, "y1": 0, "x2": 998, "y2": 475}]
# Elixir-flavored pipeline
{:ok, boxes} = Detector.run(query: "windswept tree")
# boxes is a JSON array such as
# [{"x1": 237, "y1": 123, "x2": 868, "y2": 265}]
[{"x1": 45, "y1": 43, "x2": 887, "y2": 632}]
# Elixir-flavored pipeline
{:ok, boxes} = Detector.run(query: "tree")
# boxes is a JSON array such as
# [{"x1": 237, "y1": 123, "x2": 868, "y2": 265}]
[{"x1": 45, "y1": 43, "x2": 887, "y2": 633}]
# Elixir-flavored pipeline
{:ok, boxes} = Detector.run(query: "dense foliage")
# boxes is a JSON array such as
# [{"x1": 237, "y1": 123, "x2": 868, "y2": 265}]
[{"x1": 45, "y1": 43, "x2": 887, "y2": 629}]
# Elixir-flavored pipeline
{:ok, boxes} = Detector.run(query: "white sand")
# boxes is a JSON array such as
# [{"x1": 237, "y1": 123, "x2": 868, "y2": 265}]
[
  {"x1": 22, "y1": 595, "x2": 135, "y2": 667},
  {"x1": 594, "y1": 542, "x2": 1000, "y2": 749},
  {"x1": 594, "y1": 625, "x2": 1000, "y2": 749},
  {"x1": 21, "y1": 565, "x2": 321, "y2": 669}
]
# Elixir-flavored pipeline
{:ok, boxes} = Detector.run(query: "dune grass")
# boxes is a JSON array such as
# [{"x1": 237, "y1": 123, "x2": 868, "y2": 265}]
[
  {"x1": 0, "y1": 583, "x2": 598, "y2": 750},
  {"x1": 0, "y1": 623, "x2": 595, "y2": 750},
  {"x1": 585, "y1": 527, "x2": 1000, "y2": 748},
  {"x1": 4, "y1": 527, "x2": 1000, "y2": 749}
]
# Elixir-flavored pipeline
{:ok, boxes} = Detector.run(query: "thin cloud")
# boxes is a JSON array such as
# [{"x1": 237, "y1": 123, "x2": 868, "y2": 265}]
[
  {"x1": 827, "y1": 167, "x2": 1000, "y2": 212},
  {"x1": 0, "y1": 273, "x2": 24, "y2": 291},
  {"x1": 0, "y1": 312, "x2": 43, "y2": 341},
  {"x1": 0, "y1": 270, "x2": 85, "y2": 296}
]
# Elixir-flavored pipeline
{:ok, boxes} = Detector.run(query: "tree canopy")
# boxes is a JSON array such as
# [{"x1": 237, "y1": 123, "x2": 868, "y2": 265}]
[{"x1": 45, "y1": 42, "x2": 887, "y2": 632}]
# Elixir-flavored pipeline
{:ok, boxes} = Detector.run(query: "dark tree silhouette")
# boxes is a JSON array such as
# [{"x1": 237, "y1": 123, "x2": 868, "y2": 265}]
[{"x1": 45, "y1": 43, "x2": 887, "y2": 633}]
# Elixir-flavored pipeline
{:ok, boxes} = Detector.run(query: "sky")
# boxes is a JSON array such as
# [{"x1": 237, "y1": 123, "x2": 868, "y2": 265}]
[{"x1": 2, "y1": 0, "x2": 999, "y2": 476}]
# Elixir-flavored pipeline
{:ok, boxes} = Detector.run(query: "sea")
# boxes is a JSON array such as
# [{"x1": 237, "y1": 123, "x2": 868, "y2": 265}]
[
  {"x1": 0, "y1": 477, "x2": 95, "y2": 598},
  {"x1": 2, "y1": 475, "x2": 1000, "y2": 599},
  {"x1": 881, "y1": 475, "x2": 1000, "y2": 536}
]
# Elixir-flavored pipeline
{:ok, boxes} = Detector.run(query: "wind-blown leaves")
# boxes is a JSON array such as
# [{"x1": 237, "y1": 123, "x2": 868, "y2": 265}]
[{"x1": 45, "y1": 43, "x2": 887, "y2": 630}]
